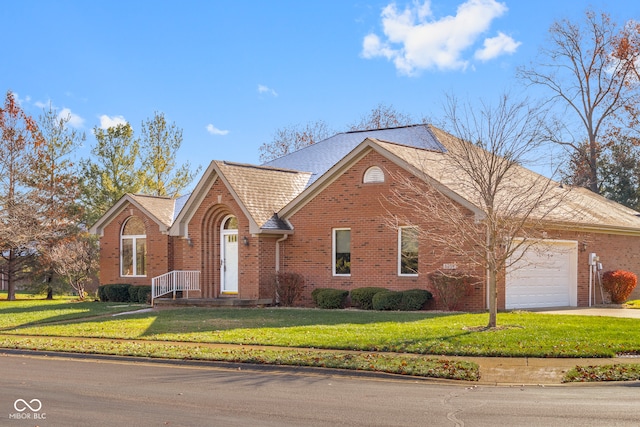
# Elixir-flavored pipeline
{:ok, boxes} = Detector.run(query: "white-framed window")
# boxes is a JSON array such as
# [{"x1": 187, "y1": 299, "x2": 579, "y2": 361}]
[
  {"x1": 333, "y1": 228, "x2": 351, "y2": 276},
  {"x1": 398, "y1": 226, "x2": 418, "y2": 276},
  {"x1": 363, "y1": 166, "x2": 384, "y2": 183},
  {"x1": 121, "y1": 216, "x2": 147, "y2": 277}
]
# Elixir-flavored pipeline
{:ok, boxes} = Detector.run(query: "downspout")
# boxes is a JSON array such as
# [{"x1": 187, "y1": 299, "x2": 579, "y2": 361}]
[
  {"x1": 275, "y1": 234, "x2": 288, "y2": 273},
  {"x1": 274, "y1": 235, "x2": 288, "y2": 306}
]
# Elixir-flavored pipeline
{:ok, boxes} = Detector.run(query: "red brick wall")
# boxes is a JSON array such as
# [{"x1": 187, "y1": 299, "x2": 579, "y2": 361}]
[
  {"x1": 173, "y1": 177, "x2": 260, "y2": 299},
  {"x1": 98, "y1": 203, "x2": 170, "y2": 287},
  {"x1": 281, "y1": 151, "x2": 486, "y2": 310}
]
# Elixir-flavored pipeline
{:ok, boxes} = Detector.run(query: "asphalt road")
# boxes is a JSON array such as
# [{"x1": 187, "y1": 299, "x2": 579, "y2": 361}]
[{"x1": 1, "y1": 352, "x2": 639, "y2": 427}]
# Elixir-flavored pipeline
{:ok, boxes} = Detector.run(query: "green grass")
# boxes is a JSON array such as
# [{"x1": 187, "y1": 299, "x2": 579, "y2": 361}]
[
  {"x1": 564, "y1": 363, "x2": 640, "y2": 382},
  {"x1": 2, "y1": 304, "x2": 640, "y2": 358},
  {"x1": 0, "y1": 292, "x2": 149, "y2": 330},
  {"x1": 4, "y1": 299, "x2": 640, "y2": 381},
  {"x1": 625, "y1": 300, "x2": 640, "y2": 308}
]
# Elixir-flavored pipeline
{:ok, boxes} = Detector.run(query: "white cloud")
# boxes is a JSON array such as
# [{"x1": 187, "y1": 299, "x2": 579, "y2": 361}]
[
  {"x1": 206, "y1": 124, "x2": 229, "y2": 136},
  {"x1": 99, "y1": 114, "x2": 127, "y2": 129},
  {"x1": 34, "y1": 100, "x2": 48, "y2": 109},
  {"x1": 59, "y1": 108, "x2": 85, "y2": 128},
  {"x1": 362, "y1": 0, "x2": 519, "y2": 74},
  {"x1": 474, "y1": 31, "x2": 521, "y2": 61},
  {"x1": 258, "y1": 84, "x2": 278, "y2": 97}
]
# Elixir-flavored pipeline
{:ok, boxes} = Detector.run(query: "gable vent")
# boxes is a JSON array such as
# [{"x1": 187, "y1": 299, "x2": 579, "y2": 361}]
[{"x1": 363, "y1": 166, "x2": 385, "y2": 183}]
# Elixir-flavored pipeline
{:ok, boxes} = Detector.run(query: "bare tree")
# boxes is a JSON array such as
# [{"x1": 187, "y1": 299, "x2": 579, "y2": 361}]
[
  {"x1": 518, "y1": 9, "x2": 640, "y2": 194},
  {"x1": 49, "y1": 234, "x2": 99, "y2": 300},
  {"x1": 387, "y1": 94, "x2": 568, "y2": 328},
  {"x1": 259, "y1": 104, "x2": 420, "y2": 163},
  {"x1": 347, "y1": 103, "x2": 416, "y2": 131},
  {"x1": 259, "y1": 120, "x2": 333, "y2": 163}
]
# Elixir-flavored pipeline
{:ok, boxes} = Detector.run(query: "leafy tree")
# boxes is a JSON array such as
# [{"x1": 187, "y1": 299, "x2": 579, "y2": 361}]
[
  {"x1": 139, "y1": 112, "x2": 201, "y2": 197},
  {"x1": 80, "y1": 123, "x2": 143, "y2": 225},
  {"x1": 259, "y1": 120, "x2": 333, "y2": 163},
  {"x1": 600, "y1": 138, "x2": 640, "y2": 210},
  {"x1": 30, "y1": 105, "x2": 85, "y2": 299},
  {"x1": 0, "y1": 91, "x2": 43, "y2": 300},
  {"x1": 518, "y1": 9, "x2": 640, "y2": 194},
  {"x1": 387, "y1": 94, "x2": 567, "y2": 328}
]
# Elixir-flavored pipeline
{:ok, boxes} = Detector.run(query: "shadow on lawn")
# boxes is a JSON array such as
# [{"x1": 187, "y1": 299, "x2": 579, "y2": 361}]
[
  {"x1": 0, "y1": 300, "x2": 146, "y2": 331},
  {"x1": 136, "y1": 307, "x2": 463, "y2": 339}
]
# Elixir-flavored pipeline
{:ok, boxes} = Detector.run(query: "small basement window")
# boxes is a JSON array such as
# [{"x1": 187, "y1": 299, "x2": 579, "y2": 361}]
[{"x1": 363, "y1": 166, "x2": 384, "y2": 183}]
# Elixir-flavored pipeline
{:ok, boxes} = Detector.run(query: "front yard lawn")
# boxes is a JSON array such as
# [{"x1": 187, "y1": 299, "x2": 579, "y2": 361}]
[
  {"x1": 2, "y1": 298, "x2": 640, "y2": 382},
  {"x1": 2, "y1": 303, "x2": 640, "y2": 358}
]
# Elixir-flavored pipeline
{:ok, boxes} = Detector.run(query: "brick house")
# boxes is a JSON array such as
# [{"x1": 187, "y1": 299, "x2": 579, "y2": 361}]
[{"x1": 90, "y1": 125, "x2": 640, "y2": 310}]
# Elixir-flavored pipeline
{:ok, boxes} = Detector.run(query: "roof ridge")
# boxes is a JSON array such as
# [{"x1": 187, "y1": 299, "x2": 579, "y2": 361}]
[{"x1": 221, "y1": 160, "x2": 310, "y2": 174}]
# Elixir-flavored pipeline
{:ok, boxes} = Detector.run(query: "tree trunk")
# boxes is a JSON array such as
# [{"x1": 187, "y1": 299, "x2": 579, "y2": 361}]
[
  {"x1": 487, "y1": 269, "x2": 497, "y2": 328},
  {"x1": 6, "y1": 249, "x2": 16, "y2": 301}
]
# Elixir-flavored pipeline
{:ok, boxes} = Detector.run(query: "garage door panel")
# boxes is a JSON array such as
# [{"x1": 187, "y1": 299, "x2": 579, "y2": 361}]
[{"x1": 506, "y1": 241, "x2": 577, "y2": 309}]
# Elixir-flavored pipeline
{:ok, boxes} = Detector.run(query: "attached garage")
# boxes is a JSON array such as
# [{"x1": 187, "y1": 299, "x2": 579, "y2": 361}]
[{"x1": 505, "y1": 240, "x2": 578, "y2": 309}]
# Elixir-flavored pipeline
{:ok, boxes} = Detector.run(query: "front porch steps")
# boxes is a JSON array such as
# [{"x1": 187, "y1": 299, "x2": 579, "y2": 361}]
[{"x1": 153, "y1": 298, "x2": 273, "y2": 308}]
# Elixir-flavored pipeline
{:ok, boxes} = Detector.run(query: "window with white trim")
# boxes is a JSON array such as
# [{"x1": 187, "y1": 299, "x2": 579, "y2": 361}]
[
  {"x1": 363, "y1": 166, "x2": 384, "y2": 183},
  {"x1": 121, "y1": 216, "x2": 147, "y2": 277},
  {"x1": 398, "y1": 226, "x2": 418, "y2": 276},
  {"x1": 333, "y1": 228, "x2": 351, "y2": 276}
]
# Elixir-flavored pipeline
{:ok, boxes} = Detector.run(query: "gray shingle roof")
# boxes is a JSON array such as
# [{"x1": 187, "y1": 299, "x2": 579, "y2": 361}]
[{"x1": 263, "y1": 124, "x2": 444, "y2": 187}]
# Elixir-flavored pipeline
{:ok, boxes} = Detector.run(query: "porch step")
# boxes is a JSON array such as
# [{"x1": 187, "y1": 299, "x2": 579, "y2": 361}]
[{"x1": 153, "y1": 298, "x2": 273, "y2": 308}]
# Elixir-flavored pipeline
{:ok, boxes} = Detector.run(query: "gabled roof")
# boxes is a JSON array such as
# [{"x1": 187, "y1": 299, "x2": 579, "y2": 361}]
[
  {"x1": 263, "y1": 124, "x2": 445, "y2": 187},
  {"x1": 92, "y1": 123, "x2": 640, "y2": 239},
  {"x1": 89, "y1": 193, "x2": 179, "y2": 236},
  {"x1": 278, "y1": 128, "x2": 640, "y2": 234},
  {"x1": 169, "y1": 160, "x2": 312, "y2": 236}
]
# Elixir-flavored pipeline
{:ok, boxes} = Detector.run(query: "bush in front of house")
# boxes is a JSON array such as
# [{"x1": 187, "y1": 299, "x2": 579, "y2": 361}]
[
  {"x1": 602, "y1": 270, "x2": 638, "y2": 304},
  {"x1": 350, "y1": 287, "x2": 389, "y2": 310},
  {"x1": 399, "y1": 289, "x2": 433, "y2": 311},
  {"x1": 136, "y1": 286, "x2": 152, "y2": 304},
  {"x1": 428, "y1": 272, "x2": 478, "y2": 311},
  {"x1": 372, "y1": 290, "x2": 403, "y2": 310},
  {"x1": 271, "y1": 272, "x2": 305, "y2": 307},
  {"x1": 312, "y1": 288, "x2": 349, "y2": 309},
  {"x1": 98, "y1": 284, "x2": 133, "y2": 302}
]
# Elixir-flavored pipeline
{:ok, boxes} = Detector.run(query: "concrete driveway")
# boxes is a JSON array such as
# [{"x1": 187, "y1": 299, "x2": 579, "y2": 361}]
[{"x1": 532, "y1": 305, "x2": 640, "y2": 318}]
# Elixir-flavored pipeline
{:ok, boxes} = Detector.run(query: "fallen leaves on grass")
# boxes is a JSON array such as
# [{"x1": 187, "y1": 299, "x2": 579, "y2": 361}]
[
  {"x1": 563, "y1": 364, "x2": 640, "y2": 382},
  {"x1": 0, "y1": 336, "x2": 479, "y2": 381}
]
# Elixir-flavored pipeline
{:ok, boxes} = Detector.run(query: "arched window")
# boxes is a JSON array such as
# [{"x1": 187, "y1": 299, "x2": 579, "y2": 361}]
[
  {"x1": 121, "y1": 216, "x2": 147, "y2": 277},
  {"x1": 363, "y1": 166, "x2": 385, "y2": 183}
]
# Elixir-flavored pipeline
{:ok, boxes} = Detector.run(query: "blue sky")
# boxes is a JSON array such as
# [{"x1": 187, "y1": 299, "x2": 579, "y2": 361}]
[{"x1": 2, "y1": 0, "x2": 638, "y2": 181}]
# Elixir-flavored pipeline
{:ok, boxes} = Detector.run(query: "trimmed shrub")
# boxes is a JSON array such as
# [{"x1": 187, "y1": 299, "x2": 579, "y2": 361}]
[
  {"x1": 400, "y1": 289, "x2": 433, "y2": 311},
  {"x1": 271, "y1": 272, "x2": 305, "y2": 307},
  {"x1": 129, "y1": 285, "x2": 140, "y2": 302},
  {"x1": 136, "y1": 286, "x2": 152, "y2": 304},
  {"x1": 602, "y1": 270, "x2": 638, "y2": 304},
  {"x1": 351, "y1": 287, "x2": 389, "y2": 310},
  {"x1": 98, "y1": 284, "x2": 132, "y2": 302},
  {"x1": 372, "y1": 291, "x2": 403, "y2": 311},
  {"x1": 313, "y1": 288, "x2": 349, "y2": 309},
  {"x1": 429, "y1": 272, "x2": 478, "y2": 311}
]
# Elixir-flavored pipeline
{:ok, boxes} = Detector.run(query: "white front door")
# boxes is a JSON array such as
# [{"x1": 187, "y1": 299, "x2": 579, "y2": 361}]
[{"x1": 221, "y1": 216, "x2": 239, "y2": 294}]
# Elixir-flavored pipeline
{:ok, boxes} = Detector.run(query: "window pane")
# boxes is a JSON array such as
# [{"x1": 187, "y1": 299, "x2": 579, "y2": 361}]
[
  {"x1": 123, "y1": 217, "x2": 145, "y2": 235},
  {"x1": 335, "y1": 229, "x2": 351, "y2": 275},
  {"x1": 122, "y1": 238, "x2": 133, "y2": 276},
  {"x1": 223, "y1": 216, "x2": 238, "y2": 230},
  {"x1": 401, "y1": 227, "x2": 418, "y2": 275},
  {"x1": 136, "y1": 238, "x2": 147, "y2": 276}
]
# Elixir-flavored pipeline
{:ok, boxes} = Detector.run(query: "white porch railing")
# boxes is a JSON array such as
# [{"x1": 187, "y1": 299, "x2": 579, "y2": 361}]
[{"x1": 151, "y1": 270, "x2": 200, "y2": 305}]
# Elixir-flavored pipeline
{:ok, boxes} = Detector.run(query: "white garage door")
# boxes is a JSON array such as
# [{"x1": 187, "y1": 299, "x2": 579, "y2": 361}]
[{"x1": 506, "y1": 240, "x2": 578, "y2": 309}]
